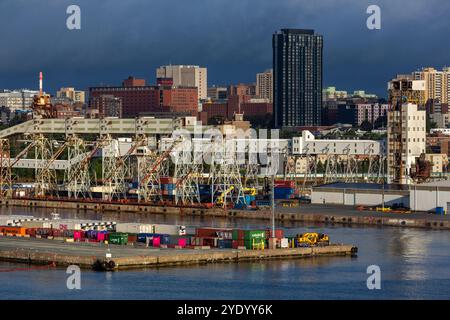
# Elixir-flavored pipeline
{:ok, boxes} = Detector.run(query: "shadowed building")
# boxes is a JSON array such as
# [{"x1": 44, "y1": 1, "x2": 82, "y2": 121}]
[{"x1": 273, "y1": 29, "x2": 323, "y2": 127}]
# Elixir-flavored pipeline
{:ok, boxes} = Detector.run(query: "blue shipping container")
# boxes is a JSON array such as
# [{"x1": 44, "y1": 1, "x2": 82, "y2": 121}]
[{"x1": 218, "y1": 239, "x2": 233, "y2": 249}]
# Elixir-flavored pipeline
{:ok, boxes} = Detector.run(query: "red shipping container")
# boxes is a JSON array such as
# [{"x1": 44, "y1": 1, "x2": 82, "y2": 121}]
[
  {"x1": 232, "y1": 240, "x2": 244, "y2": 248},
  {"x1": 152, "y1": 236, "x2": 161, "y2": 247},
  {"x1": 275, "y1": 180, "x2": 295, "y2": 188},
  {"x1": 128, "y1": 235, "x2": 137, "y2": 243},
  {"x1": 97, "y1": 233, "x2": 106, "y2": 241},
  {"x1": 178, "y1": 238, "x2": 187, "y2": 248},
  {"x1": 26, "y1": 228, "x2": 37, "y2": 236},
  {"x1": 160, "y1": 176, "x2": 175, "y2": 184},
  {"x1": 265, "y1": 229, "x2": 284, "y2": 239},
  {"x1": 196, "y1": 228, "x2": 232, "y2": 238},
  {"x1": 74, "y1": 231, "x2": 83, "y2": 240}
]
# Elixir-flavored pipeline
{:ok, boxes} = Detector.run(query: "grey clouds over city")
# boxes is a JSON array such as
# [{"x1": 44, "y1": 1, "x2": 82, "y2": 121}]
[{"x1": 0, "y1": 0, "x2": 449, "y2": 96}]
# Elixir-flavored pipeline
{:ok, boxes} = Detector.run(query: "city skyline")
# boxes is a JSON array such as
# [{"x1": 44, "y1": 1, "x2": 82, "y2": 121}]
[{"x1": 1, "y1": 0, "x2": 450, "y2": 97}]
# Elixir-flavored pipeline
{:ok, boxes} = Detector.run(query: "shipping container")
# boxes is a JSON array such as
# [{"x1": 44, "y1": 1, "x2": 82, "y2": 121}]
[
  {"x1": 243, "y1": 230, "x2": 266, "y2": 241},
  {"x1": 218, "y1": 239, "x2": 233, "y2": 249},
  {"x1": 275, "y1": 180, "x2": 296, "y2": 188},
  {"x1": 0, "y1": 226, "x2": 27, "y2": 236},
  {"x1": 232, "y1": 240, "x2": 243, "y2": 249},
  {"x1": 108, "y1": 232, "x2": 128, "y2": 245},
  {"x1": 152, "y1": 236, "x2": 161, "y2": 247},
  {"x1": 265, "y1": 229, "x2": 284, "y2": 239},
  {"x1": 196, "y1": 227, "x2": 232, "y2": 238},
  {"x1": 244, "y1": 238, "x2": 265, "y2": 250},
  {"x1": 20, "y1": 221, "x2": 53, "y2": 229},
  {"x1": 128, "y1": 234, "x2": 137, "y2": 243},
  {"x1": 153, "y1": 224, "x2": 186, "y2": 236},
  {"x1": 116, "y1": 223, "x2": 153, "y2": 234}
]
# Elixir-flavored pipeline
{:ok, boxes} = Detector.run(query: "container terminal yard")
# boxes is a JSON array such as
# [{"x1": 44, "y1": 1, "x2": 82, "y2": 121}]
[
  {"x1": 0, "y1": 214, "x2": 357, "y2": 270},
  {"x1": 2, "y1": 77, "x2": 450, "y2": 274}
]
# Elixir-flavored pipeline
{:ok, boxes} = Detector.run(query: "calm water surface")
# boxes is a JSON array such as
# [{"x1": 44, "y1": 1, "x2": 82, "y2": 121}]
[{"x1": 1, "y1": 206, "x2": 450, "y2": 299}]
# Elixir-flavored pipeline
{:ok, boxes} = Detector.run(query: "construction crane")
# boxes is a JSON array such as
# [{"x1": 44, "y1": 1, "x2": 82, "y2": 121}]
[
  {"x1": 8, "y1": 140, "x2": 37, "y2": 169},
  {"x1": 138, "y1": 137, "x2": 183, "y2": 202},
  {"x1": 140, "y1": 137, "x2": 182, "y2": 186},
  {"x1": 102, "y1": 135, "x2": 147, "y2": 183}
]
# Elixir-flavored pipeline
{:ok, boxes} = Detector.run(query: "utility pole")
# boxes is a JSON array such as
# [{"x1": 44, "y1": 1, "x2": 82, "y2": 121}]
[{"x1": 271, "y1": 172, "x2": 275, "y2": 238}]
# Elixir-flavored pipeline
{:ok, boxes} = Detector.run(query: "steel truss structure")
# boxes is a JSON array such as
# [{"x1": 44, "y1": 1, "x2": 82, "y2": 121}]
[
  {"x1": 209, "y1": 138, "x2": 245, "y2": 208},
  {"x1": 0, "y1": 139, "x2": 11, "y2": 198}
]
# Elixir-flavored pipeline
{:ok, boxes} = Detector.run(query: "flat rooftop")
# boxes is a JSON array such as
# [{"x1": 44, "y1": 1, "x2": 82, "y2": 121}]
[{"x1": 314, "y1": 182, "x2": 409, "y2": 191}]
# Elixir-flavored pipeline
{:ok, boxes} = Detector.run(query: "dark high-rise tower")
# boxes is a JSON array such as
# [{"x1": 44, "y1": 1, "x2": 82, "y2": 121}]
[{"x1": 273, "y1": 29, "x2": 323, "y2": 127}]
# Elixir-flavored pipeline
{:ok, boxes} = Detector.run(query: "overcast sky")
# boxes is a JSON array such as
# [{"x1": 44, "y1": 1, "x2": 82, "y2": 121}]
[{"x1": 0, "y1": 0, "x2": 449, "y2": 97}]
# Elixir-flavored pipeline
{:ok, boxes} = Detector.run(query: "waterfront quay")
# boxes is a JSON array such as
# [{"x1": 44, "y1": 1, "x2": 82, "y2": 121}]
[
  {"x1": 2, "y1": 198, "x2": 450, "y2": 231},
  {"x1": 0, "y1": 237, "x2": 356, "y2": 271}
]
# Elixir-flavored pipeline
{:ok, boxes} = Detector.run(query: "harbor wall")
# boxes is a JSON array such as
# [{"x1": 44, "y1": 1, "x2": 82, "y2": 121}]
[{"x1": 1, "y1": 198, "x2": 450, "y2": 230}]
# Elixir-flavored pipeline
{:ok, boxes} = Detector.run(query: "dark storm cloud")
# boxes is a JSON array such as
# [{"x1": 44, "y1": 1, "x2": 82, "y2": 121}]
[{"x1": 0, "y1": 0, "x2": 449, "y2": 97}]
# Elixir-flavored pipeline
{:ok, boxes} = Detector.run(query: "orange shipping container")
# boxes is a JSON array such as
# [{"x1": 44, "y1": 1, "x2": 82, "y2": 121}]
[{"x1": 0, "y1": 226, "x2": 27, "y2": 236}]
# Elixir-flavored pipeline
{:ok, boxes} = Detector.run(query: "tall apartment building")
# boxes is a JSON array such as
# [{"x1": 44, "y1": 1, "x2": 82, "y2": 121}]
[
  {"x1": 56, "y1": 87, "x2": 86, "y2": 104},
  {"x1": 413, "y1": 67, "x2": 450, "y2": 106},
  {"x1": 0, "y1": 89, "x2": 39, "y2": 111},
  {"x1": 256, "y1": 69, "x2": 273, "y2": 102},
  {"x1": 387, "y1": 103, "x2": 426, "y2": 184},
  {"x1": 156, "y1": 65, "x2": 207, "y2": 100},
  {"x1": 273, "y1": 29, "x2": 323, "y2": 127}
]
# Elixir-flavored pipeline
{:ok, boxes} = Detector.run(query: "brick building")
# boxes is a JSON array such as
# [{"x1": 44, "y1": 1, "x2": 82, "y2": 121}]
[{"x1": 89, "y1": 77, "x2": 198, "y2": 117}]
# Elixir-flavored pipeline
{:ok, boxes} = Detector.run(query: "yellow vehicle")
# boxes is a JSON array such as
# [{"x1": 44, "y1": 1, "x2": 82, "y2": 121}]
[
  {"x1": 243, "y1": 187, "x2": 257, "y2": 196},
  {"x1": 280, "y1": 200, "x2": 299, "y2": 208},
  {"x1": 295, "y1": 232, "x2": 330, "y2": 246},
  {"x1": 216, "y1": 186, "x2": 235, "y2": 205}
]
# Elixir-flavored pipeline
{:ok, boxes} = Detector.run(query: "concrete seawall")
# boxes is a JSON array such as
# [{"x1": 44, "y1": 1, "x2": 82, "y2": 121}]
[
  {"x1": 0, "y1": 237, "x2": 357, "y2": 271},
  {"x1": 2, "y1": 198, "x2": 450, "y2": 231}
]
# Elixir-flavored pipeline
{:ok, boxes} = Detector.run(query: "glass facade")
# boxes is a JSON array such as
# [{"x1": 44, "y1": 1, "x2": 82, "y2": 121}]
[{"x1": 273, "y1": 29, "x2": 323, "y2": 127}]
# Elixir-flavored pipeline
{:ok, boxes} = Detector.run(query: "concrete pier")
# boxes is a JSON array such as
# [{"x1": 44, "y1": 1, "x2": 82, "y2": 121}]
[
  {"x1": 0, "y1": 236, "x2": 357, "y2": 271},
  {"x1": 2, "y1": 198, "x2": 450, "y2": 231}
]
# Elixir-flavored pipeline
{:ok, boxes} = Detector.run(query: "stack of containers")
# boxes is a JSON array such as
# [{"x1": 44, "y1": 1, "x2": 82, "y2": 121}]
[
  {"x1": 160, "y1": 177, "x2": 176, "y2": 197},
  {"x1": 194, "y1": 227, "x2": 233, "y2": 247},
  {"x1": 136, "y1": 233, "x2": 170, "y2": 246},
  {"x1": 233, "y1": 229, "x2": 266, "y2": 249},
  {"x1": 274, "y1": 180, "x2": 295, "y2": 200}
]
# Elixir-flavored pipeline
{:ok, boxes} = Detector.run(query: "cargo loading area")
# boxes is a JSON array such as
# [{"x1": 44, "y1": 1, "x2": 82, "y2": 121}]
[
  {"x1": 0, "y1": 236, "x2": 356, "y2": 270},
  {"x1": 0, "y1": 217, "x2": 357, "y2": 270}
]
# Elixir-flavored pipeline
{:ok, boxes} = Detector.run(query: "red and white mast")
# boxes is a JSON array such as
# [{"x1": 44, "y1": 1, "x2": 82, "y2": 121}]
[{"x1": 39, "y1": 71, "x2": 43, "y2": 95}]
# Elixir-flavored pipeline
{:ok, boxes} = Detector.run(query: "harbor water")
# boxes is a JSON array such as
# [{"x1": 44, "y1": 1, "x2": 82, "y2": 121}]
[{"x1": 1, "y1": 207, "x2": 450, "y2": 299}]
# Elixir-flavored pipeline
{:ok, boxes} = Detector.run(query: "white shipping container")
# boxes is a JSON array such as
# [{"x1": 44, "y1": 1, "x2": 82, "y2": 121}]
[
  {"x1": 116, "y1": 223, "x2": 153, "y2": 234},
  {"x1": 20, "y1": 221, "x2": 53, "y2": 229},
  {"x1": 153, "y1": 224, "x2": 186, "y2": 236}
]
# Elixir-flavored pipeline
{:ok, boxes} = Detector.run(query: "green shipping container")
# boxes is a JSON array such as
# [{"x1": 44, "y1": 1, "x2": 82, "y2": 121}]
[
  {"x1": 232, "y1": 229, "x2": 243, "y2": 240},
  {"x1": 244, "y1": 230, "x2": 266, "y2": 241},
  {"x1": 244, "y1": 238, "x2": 265, "y2": 250},
  {"x1": 109, "y1": 232, "x2": 128, "y2": 245}
]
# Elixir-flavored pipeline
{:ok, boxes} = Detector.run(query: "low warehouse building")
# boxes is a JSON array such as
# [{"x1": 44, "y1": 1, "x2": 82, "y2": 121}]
[
  {"x1": 312, "y1": 181, "x2": 450, "y2": 212},
  {"x1": 311, "y1": 183, "x2": 409, "y2": 207}
]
